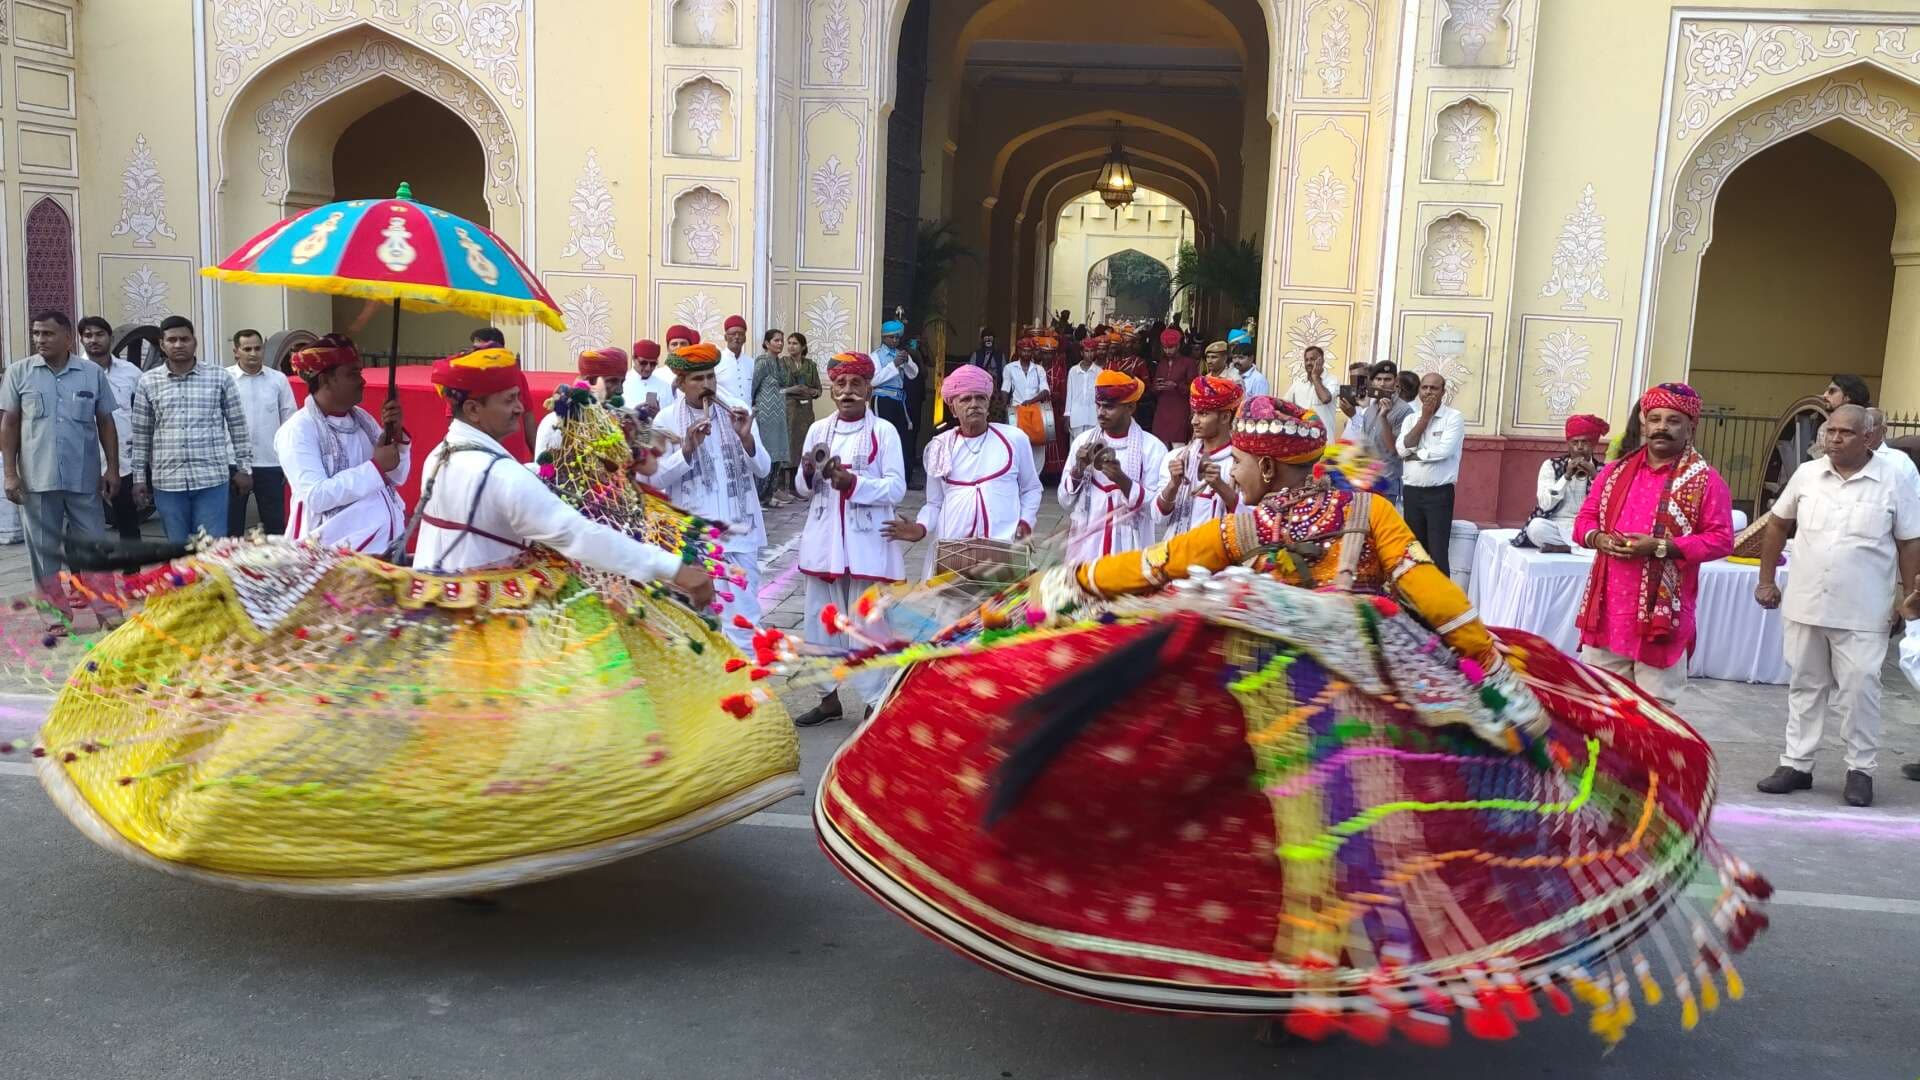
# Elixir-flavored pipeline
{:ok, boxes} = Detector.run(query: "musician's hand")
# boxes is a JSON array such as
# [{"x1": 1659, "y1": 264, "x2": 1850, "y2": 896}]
[
  {"x1": 1165, "y1": 454, "x2": 1187, "y2": 485},
  {"x1": 683, "y1": 419, "x2": 711, "y2": 458},
  {"x1": 380, "y1": 397, "x2": 404, "y2": 432},
  {"x1": 671, "y1": 563, "x2": 715, "y2": 611},
  {"x1": 1099, "y1": 456, "x2": 1127, "y2": 484},
  {"x1": 830, "y1": 467, "x2": 855, "y2": 492},
  {"x1": 1015, "y1": 521, "x2": 1032, "y2": 541},
  {"x1": 1200, "y1": 460, "x2": 1225, "y2": 491},
  {"x1": 372, "y1": 438, "x2": 402, "y2": 474},
  {"x1": 880, "y1": 513, "x2": 925, "y2": 542},
  {"x1": 730, "y1": 406, "x2": 754, "y2": 440}
]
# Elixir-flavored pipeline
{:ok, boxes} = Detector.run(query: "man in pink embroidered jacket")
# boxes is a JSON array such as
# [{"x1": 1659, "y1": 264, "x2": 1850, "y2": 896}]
[
  {"x1": 277, "y1": 337, "x2": 410, "y2": 556},
  {"x1": 791, "y1": 352, "x2": 908, "y2": 728},
  {"x1": 884, "y1": 363, "x2": 1042, "y2": 580},
  {"x1": 1572, "y1": 382, "x2": 1734, "y2": 705}
]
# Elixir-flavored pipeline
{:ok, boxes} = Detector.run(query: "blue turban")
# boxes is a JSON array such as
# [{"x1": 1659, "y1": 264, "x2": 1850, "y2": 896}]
[
  {"x1": 881, "y1": 320, "x2": 905, "y2": 335},
  {"x1": 1227, "y1": 329, "x2": 1252, "y2": 346}
]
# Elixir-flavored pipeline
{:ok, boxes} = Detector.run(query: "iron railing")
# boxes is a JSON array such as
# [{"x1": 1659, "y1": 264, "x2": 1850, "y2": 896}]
[{"x1": 1692, "y1": 410, "x2": 1920, "y2": 518}]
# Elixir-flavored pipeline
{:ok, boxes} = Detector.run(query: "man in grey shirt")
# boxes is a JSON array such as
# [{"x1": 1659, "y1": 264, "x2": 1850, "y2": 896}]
[
  {"x1": 1341, "y1": 360, "x2": 1412, "y2": 502},
  {"x1": 0, "y1": 311, "x2": 119, "y2": 631}
]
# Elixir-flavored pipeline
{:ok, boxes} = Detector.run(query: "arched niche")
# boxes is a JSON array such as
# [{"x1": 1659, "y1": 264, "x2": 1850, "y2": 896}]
[
  {"x1": 671, "y1": 0, "x2": 740, "y2": 47},
  {"x1": 669, "y1": 75, "x2": 738, "y2": 158},
  {"x1": 215, "y1": 29, "x2": 522, "y2": 352},
  {"x1": 1418, "y1": 211, "x2": 1490, "y2": 298},
  {"x1": 1436, "y1": 0, "x2": 1513, "y2": 67},
  {"x1": 670, "y1": 186, "x2": 735, "y2": 267},
  {"x1": 24, "y1": 197, "x2": 76, "y2": 323},
  {"x1": 1427, "y1": 97, "x2": 1499, "y2": 183},
  {"x1": 1646, "y1": 64, "x2": 1920, "y2": 412}
]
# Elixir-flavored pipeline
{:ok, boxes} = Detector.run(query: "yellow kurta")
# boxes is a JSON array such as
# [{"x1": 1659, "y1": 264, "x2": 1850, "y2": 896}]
[{"x1": 1076, "y1": 490, "x2": 1496, "y2": 664}]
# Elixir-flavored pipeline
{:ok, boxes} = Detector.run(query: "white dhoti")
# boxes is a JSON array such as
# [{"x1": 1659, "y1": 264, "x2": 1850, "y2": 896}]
[
  {"x1": 803, "y1": 575, "x2": 891, "y2": 705},
  {"x1": 1525, "y1": 516, "x2": 1578, "y2": 549}
]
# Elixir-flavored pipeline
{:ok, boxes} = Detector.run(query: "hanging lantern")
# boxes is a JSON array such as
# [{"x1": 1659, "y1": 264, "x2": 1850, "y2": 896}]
[{"x1": 1093, "y1": 125, "x2": 1136, "y2": 210}]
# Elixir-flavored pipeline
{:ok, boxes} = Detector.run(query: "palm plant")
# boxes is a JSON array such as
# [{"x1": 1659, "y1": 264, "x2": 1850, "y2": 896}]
[
  {"x1": 1171, "y1": 238, "x2": 1262, "y2": 322},
  {"x1": 907, "y1": 219, "x2": 976, "y2": 335}
]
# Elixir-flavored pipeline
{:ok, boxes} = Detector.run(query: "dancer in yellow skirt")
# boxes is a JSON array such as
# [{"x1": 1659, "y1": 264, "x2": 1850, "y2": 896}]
[{"x1": 17, "y1": 347, "x2": 799, "y2": 899}]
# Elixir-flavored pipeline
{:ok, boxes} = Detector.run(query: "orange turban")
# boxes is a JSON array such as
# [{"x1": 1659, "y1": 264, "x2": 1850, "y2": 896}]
[
  {"x1": 1189, "y1": 374, "x2": 1243, "y2": 414},
  {"x1": 665, "y1": 342, "x2": 722, "y2": 374},
  {"x1": 1093, "y1": 368, "x2": 1144, "y2": 405},
  {"x1": 432, "y1": 347, "x2": 522, "y2": 403}
]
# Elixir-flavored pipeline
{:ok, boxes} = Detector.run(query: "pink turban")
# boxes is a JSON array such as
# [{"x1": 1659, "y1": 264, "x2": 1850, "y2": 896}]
[
  {"x1": 1564, "y1": 414, "x2": 1610, "y2": 441},
  {"x1": 941, "y1": 363, "x2": 995, "y2": 401},
  {"x1": 1159, "y1": 328, "x2": 1183, "y2": 350},
  {"x1": 1639, "y1": 382, "x2": 1702, "y2": 420}
]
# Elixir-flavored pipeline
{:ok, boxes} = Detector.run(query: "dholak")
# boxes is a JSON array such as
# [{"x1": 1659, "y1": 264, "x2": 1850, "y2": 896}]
[{"x1": 934, "y1": 538, "x2": 1033, "y2": 591}]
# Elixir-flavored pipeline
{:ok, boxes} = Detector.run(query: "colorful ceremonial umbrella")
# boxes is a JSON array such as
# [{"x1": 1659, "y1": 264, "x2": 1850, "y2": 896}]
[{"x1": 202, "y1": 182, "x2": 565, "y2": 421}]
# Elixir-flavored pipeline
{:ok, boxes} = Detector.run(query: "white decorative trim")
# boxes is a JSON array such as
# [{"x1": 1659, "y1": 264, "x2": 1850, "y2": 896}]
[
  {"x1": 819, "y1": 0, "x2": 854, "y2": 84},
  {"x1": 672, "y1": 288, "x2": 727, "y2": 342},
  {"x1": 810, "y1": 153, "x2": 853, "y2": 234},
  {"x1": 1397, "y1": 310, "x2": 1493, "y2": 424},
  {"x1": 799, "y1": 288, "x2": 854, "y2": 359},
  {"x1": 1516, "y1": 315, "x2": 1624, "y2": 433},
  {"x1": 210, "y1": 0, "x2": 358, "y2": 95},
  {"x1": 1410, "y1": 323, "x2": 1473, "y2": 405},
  {"x1": 1372, "y1": 0, "x2": 1423, "y2": 365},
  {"x1": 560, "y1": 148, "x2": 625, "y2": 270},
  {"x1": 1531, "y1": 326, "x2": 1593, "y2": 418},
  {"x1": 1283, "y1": 309, "x2": 1340, "y2": 384},
  {"x1": 251, "y1": 36, "x2": 522, "y2": 209},
  {"x1": 1302, "y1": 166, "x2": 1345, "y2": 252},
  {"x1": 369, "y1": 0, "x2": 527, "y2": 108},
  {"x1": 677, "y1": 187, "x2": 730, "y2": 265},
  {"x1": 558, "y1": 283, "x2": 615, "y2": 356},
  {"x1": 1673, "y1": 21, "x2": 1858, "y2": 142},
  {"x1": 111, "y1": 135, "x2": 179, "y2": 249}
]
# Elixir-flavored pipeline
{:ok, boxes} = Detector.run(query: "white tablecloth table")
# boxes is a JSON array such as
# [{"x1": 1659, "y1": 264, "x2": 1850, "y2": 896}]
[{"x1": 1468, "y1": 528, "x2": 1790, "y2": 684}]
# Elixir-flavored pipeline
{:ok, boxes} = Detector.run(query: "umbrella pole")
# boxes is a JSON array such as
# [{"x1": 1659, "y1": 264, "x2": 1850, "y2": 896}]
[{"x1": 385, "y1": 297, "x2": 402, "y2": 440}]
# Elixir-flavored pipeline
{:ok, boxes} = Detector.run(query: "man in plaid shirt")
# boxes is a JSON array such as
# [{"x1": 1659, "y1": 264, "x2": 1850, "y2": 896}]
[{"x1": 130, "y1": 316, "x2": 253, "y2": 544}]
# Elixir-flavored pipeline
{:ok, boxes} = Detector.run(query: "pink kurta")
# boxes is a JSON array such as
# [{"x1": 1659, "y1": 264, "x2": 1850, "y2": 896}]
[{"x1": 1572, "y1": 455, "x2": 1734, "y2": 667}]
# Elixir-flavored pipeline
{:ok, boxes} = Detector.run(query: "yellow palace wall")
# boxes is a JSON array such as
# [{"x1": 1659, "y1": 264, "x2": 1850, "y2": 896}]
[{"x1": 34, "y1": 1, "x2": 1920, "y2": 523}]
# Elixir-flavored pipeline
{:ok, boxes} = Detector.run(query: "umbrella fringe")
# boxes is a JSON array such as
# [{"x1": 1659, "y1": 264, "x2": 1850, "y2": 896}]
[{"x1": 198, "y1": 267, "x2": 567, "y2": 332}]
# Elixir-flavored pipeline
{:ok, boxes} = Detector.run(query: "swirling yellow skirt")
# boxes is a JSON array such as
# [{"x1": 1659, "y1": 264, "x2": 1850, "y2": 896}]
[{"x1": 31, "y1": 547, "x2": 800, "y2": 898}]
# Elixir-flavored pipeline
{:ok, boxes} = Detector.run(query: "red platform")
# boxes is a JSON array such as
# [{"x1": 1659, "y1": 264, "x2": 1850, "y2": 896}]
[{"x1": 290, "y1": 366, "x2": 575, "y2": 547}]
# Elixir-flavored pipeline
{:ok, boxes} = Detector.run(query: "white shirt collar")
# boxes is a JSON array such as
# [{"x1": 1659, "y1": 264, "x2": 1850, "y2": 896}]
[{"x1": 448, "y1": 418, "x2": 511, "y2": 456}]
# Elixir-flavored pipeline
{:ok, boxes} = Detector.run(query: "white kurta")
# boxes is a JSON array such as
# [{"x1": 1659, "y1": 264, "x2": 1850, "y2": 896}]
[
  {"x1": 1058, "y1": 423, "x2": 1169, "y2": 564},
  {"x1": 1002, "y1": 360, "x2": 1049, "y2": 406},
  {"x1": 794, "y1": 411, "x2": 907, "y2": 583},
  {"x1": 714, "y1": 346, "x2": 754, "y2": 406},
  {"x1": 1525, "y1": 458, "x2": 1591, "y2": 548},
  {"x1": 533, "y1": 410, "x2": 563, "y2": 459},
  {"x1": 628, "y1": 369, "x2": 679, "y2": 412},
  {"x1": 412, "y1": 420, "x2": 684, "y2": 581},
  {"x1": 1065, "y1": 363, "x2": 1098, "y2": 433},
  {"x1": 916, "y1": 423, "x2": 1043, "y2": 579},
  {"x1": 652, "y1": 393, "x2": 773, "y2": 643},
  {"x1": 1152, "y1": 440, "x2": 1238, "y2": 539},
  {"x1": 276, "y1": 405, "x2": 411, "y2": 555}
]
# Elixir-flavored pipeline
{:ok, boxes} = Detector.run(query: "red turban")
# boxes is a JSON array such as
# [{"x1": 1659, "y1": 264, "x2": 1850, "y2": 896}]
[
  {"x1": 577, "y1": 347, "x2": 628, "y2": 379},
  {"x1": 665, "y1": 342, "x2": 722, "y2": 374},
  {"x1": 1564, "y1": 414, "x2": 1610, "y2": 441},
  {"x1": 1159, "y1": 328, "x2": 1183, "y2": 350},
  {"x1": 1094, "y1": 368, "x2": 1144, "y2": 405},
  {"x1": 632, "y1": 339, "x2": 662, "y2": 362},
  {"x1": 288, "y1": 335, "x2": 359, "y2": 383},
  {"x1": 432, "y1": 347, "x2": 522, "y2": 403},
  {"x1": 665, "y1": 324, "x2": 701, "y2": 345},
  {"x1": 1639, "y1": 382, "x2": 1702, "y2": 420},
  {"x1": 941, "y1": 363, "x2": 995, "y2": 401},
  {"x1": 1231, "y1": 395, "x2": 1326, "y2": 465},
  {"x1": 827, "y1": 351, "x2": 875, "y2": 381},
  {"x1": 724, "y1": 314, "x2": 747, "y2": 332},
  {"x1": 1189, "y1": 374, "x2": 1244, "y2": 414}
]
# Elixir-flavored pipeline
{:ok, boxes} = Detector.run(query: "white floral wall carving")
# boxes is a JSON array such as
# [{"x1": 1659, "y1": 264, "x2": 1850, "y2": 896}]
[
  {"x1": 802, "y1": 292, "x2": 852, "y2": 359},
  {"x1": 1533, "y1": 327, "x2": 1592, "y2": 417},
  {"x1": 1315, "y1": 4, "x2": 1352, "y2": 96},
  {"x1": 1283, "y1": 310, "x2": 1338, "y2": 385},
  {"x1": 676, "y1": 77, "x2": 730, "y2": 156},
  {"x1": 369, "y1": 0, "x2": 527, "y2": 108},
  {"x1": 561, "y1": 149, "x2": 624, "y2": 270},
  {"x1": 1674, "y1": 23, "x2": 1858, "y2": 141},
  {"x1": 1411, "y1": 324, "x2": 1472, "y2": 404},
  {"x1": 819, "y1": 0, "x2": 855, "y2": 85},
  {"x1": 672, "y1": 0, "x2": 734, "y2": 46},
  {"x1": 1668, "y1": 77, "x2": 1920, "y2": 253},
  {"x1": 111, "y1": 135, "x2": 178, "y2": 249},
  {"x1": 1422, "y1": 216, "x2": 1480, "y2": 297},
  {"x1": 210, "y1": 0, "x2": 357, "y2": 96},
  {"x1": 1541, "y1": 184, "x2": 1608, "y2": 311},
  {"x1": 252, "y1": 37, "x2": 521, "y2": 208},
  {"x1": 1433, "y1": 100, "x2": 1495, "y2": 180},
  {"x1": 811, "y1": 154, "x2": 852, "y2": 235},
  {"x1": 673, "y1": 291, "x2": 726, "y2": 342},
  {"x1": 121, "y1": 265, "x2": 172, "y2": 324},
  {"x1": 676, "y1": 188, "x2": 730, "y2": 265},
  {"x1": 1303, "y1": 166, "x2": 1345, "y2": 252},
  {"x1": 559, "y1": 285, "x2": 613, "y2": 356},
  {"x1": 1440, "y1": 0, "x2": 1506, "y2": 65}
]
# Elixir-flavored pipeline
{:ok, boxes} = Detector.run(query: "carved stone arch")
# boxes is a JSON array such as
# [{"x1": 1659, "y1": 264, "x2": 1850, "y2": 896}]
[
  {"x1": 665, "y1": 72, "x2": 740, "y2": 158},
  {"x1": 1644, "y1": 61, "x2": 1920, "y2": 394},
  {"x1": 670, "y1": 0, "x2": 741, "y2": 47}
]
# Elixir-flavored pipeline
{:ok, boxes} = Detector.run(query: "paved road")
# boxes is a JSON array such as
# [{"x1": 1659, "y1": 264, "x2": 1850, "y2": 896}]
[{"x1": 4, "y1": 498, "x2": 1920, "y2": 1077}]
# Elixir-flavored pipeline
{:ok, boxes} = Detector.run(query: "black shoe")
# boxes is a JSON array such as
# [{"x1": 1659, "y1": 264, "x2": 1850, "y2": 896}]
[
  {"x1": 1756, "y1": 766, "x2": 1812, "y2": 794},
  {"x1": 1844, "y1": 769, "x2": 1873, "y2": 807},
  {"x1": 794, "y1": 694, "x2": 844, "y2": 728},
  {"x1": 1902, "y1": 763, "x2": 1920, "y2": 781}
]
